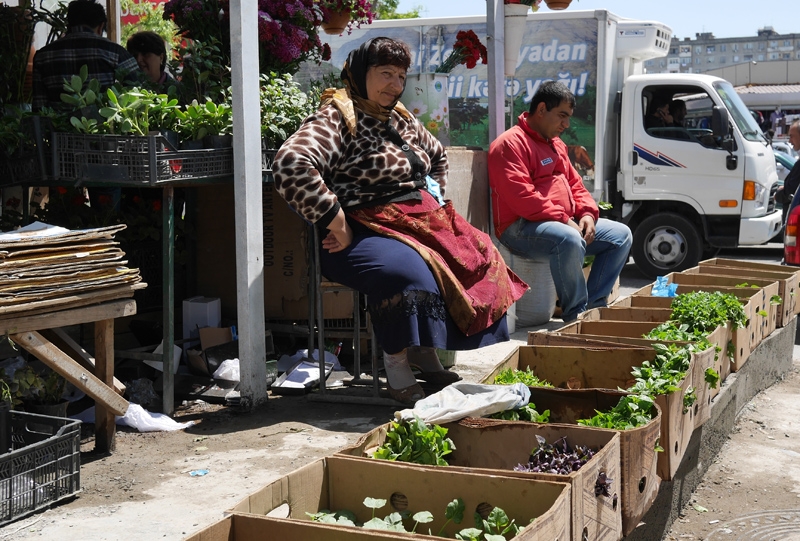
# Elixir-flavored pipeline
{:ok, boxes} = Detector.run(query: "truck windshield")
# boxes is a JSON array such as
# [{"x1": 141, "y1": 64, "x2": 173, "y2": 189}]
[{"x1": 714, "y1": 81, "x2": 765, "y2": 143}]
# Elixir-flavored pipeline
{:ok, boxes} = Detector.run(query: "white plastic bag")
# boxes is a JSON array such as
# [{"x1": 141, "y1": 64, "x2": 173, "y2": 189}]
[
  {"x1": 212, "y1": 358, "x2": 240, "y2": 382},
  {"x1": 73, "y1": 404, "x2": 195, "y2": 432},
  {"x1": 395, "y1": 382, "x2": 530, "y2": 425}
]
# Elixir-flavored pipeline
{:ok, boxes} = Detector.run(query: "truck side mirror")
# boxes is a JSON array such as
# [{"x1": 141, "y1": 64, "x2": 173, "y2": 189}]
[{"x1": 711, "y1": 106, "x2": 729, "y2": 138}]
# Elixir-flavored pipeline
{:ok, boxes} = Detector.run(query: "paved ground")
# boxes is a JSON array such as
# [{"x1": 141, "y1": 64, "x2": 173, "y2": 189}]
[{"x1": 2, "y1": 248, "x2": 798, "y2": 540}]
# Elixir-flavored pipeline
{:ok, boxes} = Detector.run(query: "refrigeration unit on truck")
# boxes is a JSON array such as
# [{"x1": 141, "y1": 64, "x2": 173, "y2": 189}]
[{"x1": 300, "y1": 9, "x2": 782, "y2": 278}]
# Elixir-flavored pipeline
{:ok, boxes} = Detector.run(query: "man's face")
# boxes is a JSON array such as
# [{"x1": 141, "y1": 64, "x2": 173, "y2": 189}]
[
  {"x1": 789, "y1": 125, "x2": 800, "y2": 152},
  {"x1": 530, "y1": 99, "x2": 573, "y2": 140}
]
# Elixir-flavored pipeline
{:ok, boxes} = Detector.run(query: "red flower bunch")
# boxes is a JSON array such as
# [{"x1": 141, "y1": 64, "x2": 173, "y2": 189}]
[{"x1": 435, "y1": 30, "x2": 488, "y2": 74}]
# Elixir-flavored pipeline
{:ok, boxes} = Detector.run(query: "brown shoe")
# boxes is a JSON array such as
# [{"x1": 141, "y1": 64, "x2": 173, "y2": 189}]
[{"x1": 387, "y1": 382, "x2": 425, "y2": 404}]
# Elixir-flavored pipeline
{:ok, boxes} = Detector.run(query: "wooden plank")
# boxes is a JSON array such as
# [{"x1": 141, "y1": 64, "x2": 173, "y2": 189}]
[
  {"x1": 0, "y1": 299, "x2": 136, "y2": 334},
  {"x1": 95, "y1": 319, "x2": 116, "y2": 453},
  {"x1": 40, "y1": 328, "x2": 126, "y2": 395},
  {"x1": 10, "y1": 331, "x2": 129, "y2": 416}
]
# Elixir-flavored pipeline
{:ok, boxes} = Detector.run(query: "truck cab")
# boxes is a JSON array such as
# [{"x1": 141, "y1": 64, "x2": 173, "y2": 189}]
[{"x1": 614, "y1": 74, "x2": 783, "y2": 277}]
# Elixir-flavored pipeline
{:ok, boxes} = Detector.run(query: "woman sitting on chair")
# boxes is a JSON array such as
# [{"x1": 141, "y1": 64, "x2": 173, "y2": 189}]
[{"x1": 273, "y1": 37, "x2": 527, "y2": 404}]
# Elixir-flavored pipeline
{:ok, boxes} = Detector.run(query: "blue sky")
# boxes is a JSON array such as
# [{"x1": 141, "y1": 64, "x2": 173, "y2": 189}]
[{"x1": 396, "y1": 1, "x2": 789, "y2": 40}]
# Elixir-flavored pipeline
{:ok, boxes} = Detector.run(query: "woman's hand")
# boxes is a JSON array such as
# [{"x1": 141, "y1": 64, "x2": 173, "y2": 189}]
[{"x1": 322, "y1": 208, "x2": 353, "y2": 253}]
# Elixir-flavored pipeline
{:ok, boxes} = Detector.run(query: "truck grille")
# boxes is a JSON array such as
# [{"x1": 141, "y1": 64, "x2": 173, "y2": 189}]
[{"x1": 768, "y1": 183, "x2": 778, "y2": 213}]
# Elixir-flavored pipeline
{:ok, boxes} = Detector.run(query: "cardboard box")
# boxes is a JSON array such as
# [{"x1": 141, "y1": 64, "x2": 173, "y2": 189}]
[
  {"x1": 699, "y1": 257, "x2": 800, "y2": 323},
  {"x1": 195, "y1": 184, "x2": 354, "y2": 322},
  {"x1": 625, "y1": 281, "x2": 758, "y2": 371},
  {"x1": 527, "y1": 331, "x2": 718, "y2": 429},
  {"x1": 185, "y1": 513, "x2": 429, "y2": 541},
  {"x1": 483, "y1": 344, "x2": 691, "y2": 482},
  {"x1": 556, "y1": 318, "x2": 731, "y2": 401},
  {"x1": 338, "y1": 421, "x2": 622, "y2": 541},
  {"x1": 470, "y1": 385, "x2": 660, "y2": 538},
  {"x1": 230, "y1": 455, "x2": 571, "y2": 541},
  {"x1": 579, "y1": 306, "x2": 673, "y2": 323},
  {"x1": 182, "y1": 296, "x2": 221, "y2": 347},
  {"x1": 672, "y1": 271, "x2": 780, "y2": 346}
]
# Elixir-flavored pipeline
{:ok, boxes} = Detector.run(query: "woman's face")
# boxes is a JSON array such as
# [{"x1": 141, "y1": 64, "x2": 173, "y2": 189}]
[
  {"x1": 365, "y1": 64, "x2": 406, "y2": 108},
  {"x1": 134, "y1": 51, "x2": 164, "y2": 83}
]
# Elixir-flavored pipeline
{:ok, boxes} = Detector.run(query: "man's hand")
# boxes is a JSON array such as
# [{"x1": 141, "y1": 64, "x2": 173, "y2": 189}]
[
  {"x1": 577, "y1": 215, "x2": 596, "y2": 244},
  {"x1": 322, "y1": 208, "x2": 353, "y2": 253}
]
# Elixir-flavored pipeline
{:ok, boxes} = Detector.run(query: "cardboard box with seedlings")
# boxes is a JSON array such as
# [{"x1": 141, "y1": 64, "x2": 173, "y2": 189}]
[
  {"x1": 495, "y1": 385, "x2": 661, "y2": 538},
  {"x1": 606, "y1": 295, "x2": 734, "y2": 389},
  {"x1": 338, "y1": 419, "x2": 622, "y2": 541},
  {"x1": 229, "y1": 455, "x2": 571, "y2": 541},
  {"x1": 483, "y1": 344, "x2": 691, "y2": 483},
  {"x1": 699, "y1": 257, "x2": 800, "y2": 325},
  {"x1": 529, "y1": 331, "x2": 718, "y2": 430},
  {"x1": 625, "y1": 279, "x2": 769, "y2": 371},
  {"x1": 669, "y1": 271, "x2": 780, "y2": 348},
  {"x1": 578, "y1": 306, "x2": 673, "y2": 323}
]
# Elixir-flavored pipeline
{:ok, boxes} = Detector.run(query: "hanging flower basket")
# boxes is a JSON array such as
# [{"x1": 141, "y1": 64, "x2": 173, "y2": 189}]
[
  {"x1": 544, "y1": 0, "x2": 572, "y2": 9},
  {"x1": 321, "y1": 9, "x2": 351, "y2": 35}
]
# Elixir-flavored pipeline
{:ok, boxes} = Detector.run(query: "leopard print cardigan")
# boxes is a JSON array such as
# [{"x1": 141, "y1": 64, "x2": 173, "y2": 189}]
[{"x1": 272, "y1": 104, "x2": 448, "y2": 230}]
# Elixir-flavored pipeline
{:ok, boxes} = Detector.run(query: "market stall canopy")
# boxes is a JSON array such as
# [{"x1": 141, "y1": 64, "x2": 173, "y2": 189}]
[{"x1": 733, "y1": 84, "x2": 800, "y2": 110}]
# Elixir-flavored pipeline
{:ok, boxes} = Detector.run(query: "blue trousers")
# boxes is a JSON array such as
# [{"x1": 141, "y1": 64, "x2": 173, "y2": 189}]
[{"x1": 500, "y1": 217, "x2": 632, "y2": 321}]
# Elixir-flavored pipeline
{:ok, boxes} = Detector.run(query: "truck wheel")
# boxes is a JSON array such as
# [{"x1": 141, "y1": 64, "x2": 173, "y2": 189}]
[{"x1": 632, "y1": 213, "x2": 702, "y2": 279}]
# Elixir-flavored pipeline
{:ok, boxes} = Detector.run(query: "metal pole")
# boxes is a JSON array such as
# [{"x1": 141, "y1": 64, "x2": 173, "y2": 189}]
[
  {"x1": 230, "y1": 0, "x2": 267, "y2": 408},
  {"x1": 487, "y1": 0, "x2": 506, "y2": 144}
]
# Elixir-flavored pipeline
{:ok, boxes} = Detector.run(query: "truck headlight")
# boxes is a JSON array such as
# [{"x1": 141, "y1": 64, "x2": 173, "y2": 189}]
[{"x1": 743, "y1": 180, "x2": 767, "y2": 210}]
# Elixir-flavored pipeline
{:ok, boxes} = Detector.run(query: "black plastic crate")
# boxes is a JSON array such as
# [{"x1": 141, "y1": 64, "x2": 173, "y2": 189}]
[
  {"x1": 51, "y1": 132, "x2": 234, "y2": 185},
  {"x1": 0, "y1": 411, "x2": 81, "y2": 526}
]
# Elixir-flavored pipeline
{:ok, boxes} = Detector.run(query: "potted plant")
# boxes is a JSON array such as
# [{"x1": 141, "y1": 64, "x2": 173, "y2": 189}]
[
  {"x1": 318, "y1": 0, "x2": 375, "y2": 35},
  {"x1": 3, "y1": 363, "x2": 68, "y2": 417},
  {"x1": 259, "y1": 72, "x2": 317, "y2": 149}
]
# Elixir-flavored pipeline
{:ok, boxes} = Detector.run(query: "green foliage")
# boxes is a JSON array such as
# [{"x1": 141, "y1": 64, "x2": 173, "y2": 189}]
[
  {"x1": 372, "y1": 0, "x2": 422, "y2": 19},
  {"x1": 770, "y1": 294, "x2": 783, "y2": 305},
  {"x1": 489, "y1": 402, "x2": 550, "y2": 423},
  {"x1": 577, "y1": 392, "x2": 657, "y2": 430},
  {"x1": 120, "y1": 0, "x2": 178, "y2": 48},
  {"x1": 669, "y1": 291, "x2": 747, "y2": 332},
  {"x1": 682, "y1": 386, "x2": 697, "y2": 414},
  {"x1": 643, "y1": 321, "x2": 714, "y2": 352},
  {"x1": 169, "y1": 37, "x2": 231, "y2": 104},
  {"x1": 372, "y1": 417, "x2": 455, "y2": 466},
  {"x1": 260, "y1": 72, "x2": 317, "y2": 147},
  {"x1": 492, "y1": 367, "x2": 553, "y2": 388},
  {"x1": 307, "y1": 496, "x2": 522, "y2": 539},
  {"x1": 704, "y1": 367, "x2": 720, "y2": 389},
  {"x1": 2, "y1": 364, "x2": 66, "y2": 407}
]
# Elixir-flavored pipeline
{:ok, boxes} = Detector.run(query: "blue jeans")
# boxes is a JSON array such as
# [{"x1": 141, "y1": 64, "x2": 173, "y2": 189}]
[{"x1": 500, "y1": 217, "x2": 632, "y2": 321}]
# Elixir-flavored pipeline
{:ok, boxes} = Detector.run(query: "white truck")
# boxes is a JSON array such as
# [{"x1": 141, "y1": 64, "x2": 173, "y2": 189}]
[{"x1": 301, "y1": 9, "x2": 783, "y2": 278}]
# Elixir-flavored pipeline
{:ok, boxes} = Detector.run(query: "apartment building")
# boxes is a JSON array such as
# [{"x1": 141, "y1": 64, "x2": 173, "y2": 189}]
[{"x1": 645, "y1": 27, "x2": 800, "y2": 76}]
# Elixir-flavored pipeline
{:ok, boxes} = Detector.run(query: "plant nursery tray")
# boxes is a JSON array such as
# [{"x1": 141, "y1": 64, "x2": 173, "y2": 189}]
[{"x1": 0, "y1": 411, "x2": 81, "y2": 526}]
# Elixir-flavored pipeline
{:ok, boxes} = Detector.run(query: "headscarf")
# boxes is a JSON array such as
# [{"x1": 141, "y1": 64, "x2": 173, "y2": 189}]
[{"x1": 320, "y1": 38, "x2": 413, "y2": 136}]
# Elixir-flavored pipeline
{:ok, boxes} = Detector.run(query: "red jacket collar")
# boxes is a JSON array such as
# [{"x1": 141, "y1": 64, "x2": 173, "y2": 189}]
[{"x1": 517, "y1": 112, "x2": 556, "y2": 146}]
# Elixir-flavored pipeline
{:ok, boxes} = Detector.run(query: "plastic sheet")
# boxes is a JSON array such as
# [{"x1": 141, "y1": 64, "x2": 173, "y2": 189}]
[{"x1": 396, "y1": 382, "x2": 530, "y2": 424}]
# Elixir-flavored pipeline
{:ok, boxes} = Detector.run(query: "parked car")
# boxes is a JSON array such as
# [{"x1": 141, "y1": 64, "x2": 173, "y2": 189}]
[
  {"x1": 772, "y1": 141, "x2": 798, "y2": 160},
  {"x1": 775, "y1": 151, "x2": 797, "y2": 184}
]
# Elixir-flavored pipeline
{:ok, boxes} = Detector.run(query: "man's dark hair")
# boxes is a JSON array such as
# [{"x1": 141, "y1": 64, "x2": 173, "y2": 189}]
[
  {"x1": 529, "y1": 81, "x2": 576, "y2": 114},
  {"x1": 368, "y1": 37, "x2": 412, "y2": 71},
  {"x1": 67, "y1": 0, "x2": 107, "y2": 29}
]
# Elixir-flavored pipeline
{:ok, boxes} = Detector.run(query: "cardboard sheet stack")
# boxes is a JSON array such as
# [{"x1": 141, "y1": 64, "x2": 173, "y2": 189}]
[{"x1": 0, "y1": 222, "x2": 146, "y2": 318}]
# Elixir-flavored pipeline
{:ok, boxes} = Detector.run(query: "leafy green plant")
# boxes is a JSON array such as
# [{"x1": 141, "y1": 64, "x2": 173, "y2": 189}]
[
  {"x1": 492, "y1": 367, "x2": 553, "y2": 388},
  {"x1": 669, "y1": 291, "x2": 747, "y2": 332},
  {"x1": 372, "y1": 416, "x2": 455, "y2": 466},
  {"x1": 577, "y1": 392, "x2": 658, "y2": 431},
  {"x1": 488, "y1": 402, "x2": 550, "y2": 423},
  {"x1": 259, "y1": 72, "x2": 317, "y2": 148},
  {"x1": 770, "y1": 294, "x2": 783, "y2": 305},
  {"x1": 2, "y1": 364, "x2": 66, "y2": 407},
  {"x1": 307, "y1": 496, "x2": 522, "y2": 539},
  {"x1": 100, "y1": 88, "x2": 154, "y2": 135},
  {"x1": 704, "y1": 367, "x2": 720, "y2": 389}
]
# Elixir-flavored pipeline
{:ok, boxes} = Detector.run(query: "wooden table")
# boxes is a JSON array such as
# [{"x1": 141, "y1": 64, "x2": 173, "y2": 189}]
[{"x1": 0, "y1": 299, "x2": 134, "y2": 452}]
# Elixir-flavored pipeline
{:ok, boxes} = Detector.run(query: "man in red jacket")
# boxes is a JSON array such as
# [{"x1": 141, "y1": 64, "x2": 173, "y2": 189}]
[{"x1": 488, "y1": 81, "x2": 631, "y2": 322}]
